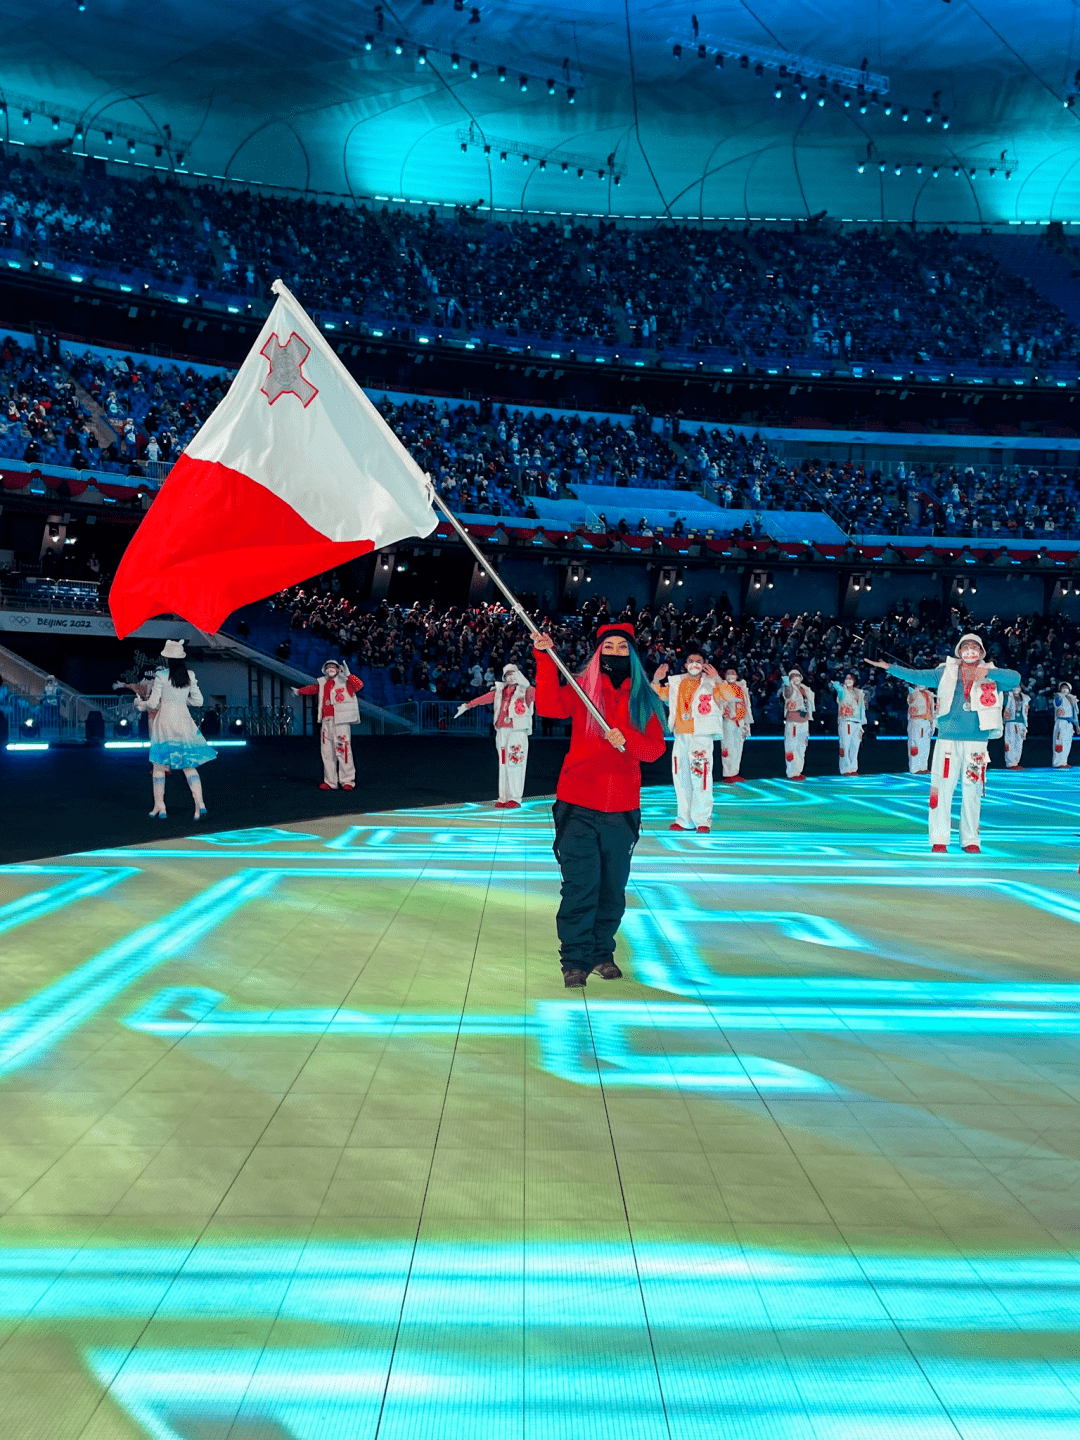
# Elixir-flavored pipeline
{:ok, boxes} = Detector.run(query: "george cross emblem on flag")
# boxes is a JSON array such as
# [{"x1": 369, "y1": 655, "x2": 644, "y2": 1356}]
[{"x1": 259, "y1": 331, "x2": 319, "y2": 408}]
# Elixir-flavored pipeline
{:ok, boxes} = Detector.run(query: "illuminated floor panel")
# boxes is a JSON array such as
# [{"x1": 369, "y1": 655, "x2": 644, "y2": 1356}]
[{"x1": 0, "y1": 770, "x2": 1078, "y2": 1438}]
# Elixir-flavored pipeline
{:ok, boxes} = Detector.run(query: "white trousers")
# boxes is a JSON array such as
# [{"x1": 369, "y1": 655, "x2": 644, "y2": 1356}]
[
  {"x1": 1003, "y1": 723, "x2": 1026, "y2": 768},
  {"x1": 672, "y1": 732, "x2": 715, "y2": 827},
  {"x1": 719, "y1": 719, "x2": 745, "y2": 778},
  {"x1": 320, "y1": 717, "x2": 354, "y2": 787},
  {"x1": 908, "y1": 719, "x2": 933, "y2": 773},
  {"x1": 929, "y1": 739, "x2": 987, "y2": 849},
  {"x1": 838, "y1": 721, "x2": 863, "y2": 775},
  {"x1": 1052, "y1": 720, "x2": 1075, "y2": 767},
  {"x1": 496, "y1": 731, "x2": 529, "y2": 801},
  {"x1": 784, "y1": 722, "x2": 809, "y2": 778}
]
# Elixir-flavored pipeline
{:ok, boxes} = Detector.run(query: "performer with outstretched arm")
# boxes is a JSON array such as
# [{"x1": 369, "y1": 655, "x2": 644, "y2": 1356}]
[
  {"x1": 867, "y1": 633, "x2": 1019, "y2": 854},
  {"x1": 455, "y1": 662, "x2": 536, "y2": 808},
  {"x1": 533, "y1": 622, "x2": 666, "y2": 987}
]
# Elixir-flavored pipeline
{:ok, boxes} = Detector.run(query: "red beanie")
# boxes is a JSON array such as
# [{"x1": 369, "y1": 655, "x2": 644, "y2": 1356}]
[{"x1": 596, "y1": 622, "x2": 637, "y2": 643}]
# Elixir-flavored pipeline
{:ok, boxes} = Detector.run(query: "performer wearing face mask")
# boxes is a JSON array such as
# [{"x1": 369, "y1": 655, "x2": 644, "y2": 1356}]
[
  {"x1": 455, "y1": 662, "x2": 536, "y2": 808},
  {"x1": 868, "y1": 633, "x2": 1019, "y2": 854},
  {"x1": 907, "y1": 685, "x2": 936, "y2": 774},
  {"x1": 831, "y1": 672, "x2": 867, "y2": 776},
  {"x1": 1053, "y1": 682, "x2": 1079, "y2": 768},
  {"x1": 780, "y1": 667, "x2": 815, "y2": 780},
  {"x1": 533, "y1": 623, "x2": 666, "y2": 987},
  {"x1": 292, "y1": 660, "x2": 364, "y2": 790},
  {"x1": 1003, "y1": 684, "x2": 1030, "y2": 770},
  {"x1": 652, "y1": 651, "x2": 724, "y2": 831},
  {"x1": 717, "y1": 665, "x2": 754, "y2": 783}
]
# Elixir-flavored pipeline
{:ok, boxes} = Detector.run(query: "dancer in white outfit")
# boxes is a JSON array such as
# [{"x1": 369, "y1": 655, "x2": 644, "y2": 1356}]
[
  {"x1": 131, "y1": 639, "x2": 217, "y2": 820},
  {"x1": 780, "y1": 668, "x2": 815, "y2": 780},
  {"x1": 832, "y1": 673, "x2": 867, "y2": 776},
  {"x1": 717, "y1": 667, "x2": 753, "y2": 782},
  {"x1": 869, "y1": 633, "x2": 1019, "y2": 854},
  {"x1": 456, "y1": 663, "x2": 535, "y2": 808},
  {"x1": 293, "y1": 660, "x2": 364, "y2": 790},
  {"x1": 1003, "y1": 686, "x2": 1030, "y2": 770},
  {"x1": 1053, "y1": 682, "x2": 1079, "y2": 768},
  {"x1": 653, "y1": 653, "x2": 724, "y2": 830},
  {"x1": 907, "y1": 685, "x2": 936, "y2": 774}
]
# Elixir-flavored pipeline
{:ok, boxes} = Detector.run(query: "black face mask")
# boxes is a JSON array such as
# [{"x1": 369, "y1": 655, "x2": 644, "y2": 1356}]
[{"x1": 600, "y1": 654, "x2": 632, "y2": 685}]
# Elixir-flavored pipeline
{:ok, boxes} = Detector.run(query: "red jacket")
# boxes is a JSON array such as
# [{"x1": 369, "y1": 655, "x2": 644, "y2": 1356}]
[
  {"x1": 535, "y1": 651, "x2": 665, "y2": 812},
  {"x1": 296, "y1": 673, "x2": 363, "y2": 717}
]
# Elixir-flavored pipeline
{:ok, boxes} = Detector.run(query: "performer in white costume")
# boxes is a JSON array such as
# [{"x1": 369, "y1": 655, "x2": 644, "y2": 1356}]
[
  {"x1": 456, "y1": 663, "x2": 536, "y2": 807},
  {"x1": 869, "y1": 633, "x2": 1019, "y2": 854},
  {"x1": 1003, "y1": 685, "x2": 1030, "y2": 770},
  {"x1": 652, "y1": 652, "x2": 723, "y2": 830},
  {"x1": 907, "y1": 685, "x2": 936, "y2": 774},
  {"x1": 780, "y1": 668, "x2": 815, "y2": 780},
  {"x1": 832, "y1": 673, "x2": 867, "y2": 776},
  {"x1": 1052, "y1": 682, "x2": 1079, "y2": 768},
  {"x1": 129, "y1": 639, "x2": 217, "y2": 820},
  {"x1": 293, "y1": 660, "x2": 364, "y2": 790},
  {"x1": 716, "y1": 666, "x2": 753, "y2": 782}
]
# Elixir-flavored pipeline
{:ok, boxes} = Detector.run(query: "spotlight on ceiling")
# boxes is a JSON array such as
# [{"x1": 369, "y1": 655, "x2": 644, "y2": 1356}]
[
  {"x1": 577, "y1": 167, "x2": 584, "y2": 178},
  {"x1": 364, "y1": 33, "x2": 373, "y2": 49},
  {"x1": 393, "y1": 37, "x2": 403, "y2": 54},
  {"x1": 774, "y1": 84, "x2": 782, "y2": 99},
  {"x1": 715, "y1": 52, "x2": 723, "y2": 68},
  {"x1": 51, "y1": 116, "x2": 59, "y2": 130},
  {"x1": 816, "y1": 94, "x2": 825, "y2": 106},
  {"x1": 941, "y1": 115, "x2": 949, "y2": 128},
  {"x1": 901, "y1": 107, "x2": 909, "y2": 121},
  {"x1": 547, "y1": 77, "x2": 555, "y2": 94},
  {"x1": 856, "y1": 161, "x2": 865, "y2": 173},
  {"x1": 497, "y1": 65, "x2": 506, "y2": 81},
  {"x1": 417, "y1": 46, "x2": 427, "y2": 64},
  {"x1": 22, "y1": 110, "x2": 31, "y2": 125},
  {"x1": 451, "y1": 52, "x2": 460, "y2": 68},
  {"x1": 127, "y1": 138, "x2": 135, "y2": 154},
  {"x1": 893, "y1": 164, "x2": 902, "y2": 176},
  {"x1": 519, "y1": 75, "x2": 527, "y2": 91},
  {"x1": 567, "y1": 86, "x2": 575, "y2": 103},
  {"x1": 469, "y1": 60, "x2": 479, "y2": 78},
  {"x1": 460, "y1": 141, "x2": 468, "y2": 153},
  {"x1": 104, "y1": 128, "x2": 113, "y2": 143},
  {"x1": 883, "y1": 101, "x2": 893, "y2": 115}
]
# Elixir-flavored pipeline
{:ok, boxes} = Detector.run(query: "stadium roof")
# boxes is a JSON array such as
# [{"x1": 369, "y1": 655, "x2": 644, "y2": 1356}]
[{"x1": 4, "y1": 0, "x2": 1080, "y2": 225}]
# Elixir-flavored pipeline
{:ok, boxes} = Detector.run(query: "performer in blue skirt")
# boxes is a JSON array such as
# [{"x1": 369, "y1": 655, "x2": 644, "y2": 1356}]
[{"x1": 134, "y1": 639, "x2": 217, "y2": 820}]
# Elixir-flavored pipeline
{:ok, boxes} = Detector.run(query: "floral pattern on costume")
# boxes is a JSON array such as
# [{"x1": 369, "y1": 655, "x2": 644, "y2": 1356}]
[{"x1": 965, "y1": 752, "x2": 988, "y2": 786}]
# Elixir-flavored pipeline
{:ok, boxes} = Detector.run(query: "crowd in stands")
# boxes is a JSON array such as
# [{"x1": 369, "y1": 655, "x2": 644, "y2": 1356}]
[
  {"x1": 266, "y1": 586, "x2": 1078, "y2": 726},
  {"x1": 0, "y1": 333, "x2": 227, "y2": 477},
  {"x1": 3, "y1": 324, "x2": 1078, "y2": 541},
  {"x1": 4, "y1": 145, "x2": 1080, "y2": 373}
]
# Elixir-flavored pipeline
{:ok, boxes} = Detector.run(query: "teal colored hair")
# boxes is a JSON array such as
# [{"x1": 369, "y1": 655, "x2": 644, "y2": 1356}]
[{"x1": 578, "y1": 643, "x2": 668, "y2": 737}]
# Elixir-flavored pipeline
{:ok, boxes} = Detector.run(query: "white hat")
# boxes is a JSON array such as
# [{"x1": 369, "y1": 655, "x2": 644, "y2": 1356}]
[
  {"x1": 321, "y1": 659, "x2": 346, "y2": 676},
  {"x1": 954, "y1": 632, "x2": 985, "y2": 658},
  {"x1": 160, "y1": 639, "x2": 186, "y2": 659}
]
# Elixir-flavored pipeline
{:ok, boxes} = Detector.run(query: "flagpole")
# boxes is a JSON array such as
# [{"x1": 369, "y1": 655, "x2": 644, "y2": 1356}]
[{"x1": 429, "y1": 490, "x2": 616, "y2": 738}]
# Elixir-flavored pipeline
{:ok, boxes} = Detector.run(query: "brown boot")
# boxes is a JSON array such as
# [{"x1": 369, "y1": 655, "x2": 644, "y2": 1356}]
[
  {"x1": 562, "y1": 968, "x2": 589, "y2": 988},
  {"x1": 592, "y1": 961, "x2": 623, "y2": 980}
]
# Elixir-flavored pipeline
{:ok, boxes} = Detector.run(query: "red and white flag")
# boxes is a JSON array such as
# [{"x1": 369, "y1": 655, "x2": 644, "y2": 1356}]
[{"x1": 109, "y1": 280, "x2": 438, "y2": 637}]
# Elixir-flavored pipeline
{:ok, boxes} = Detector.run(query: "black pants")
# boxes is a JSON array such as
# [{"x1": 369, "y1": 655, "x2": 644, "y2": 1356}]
[{"x1": 552, "y1": 801, "x2": 641, "y2": 973}]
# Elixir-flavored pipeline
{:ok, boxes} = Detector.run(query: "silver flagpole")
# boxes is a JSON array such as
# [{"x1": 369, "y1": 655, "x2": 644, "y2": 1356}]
[{"x1": 429, "y1": 489, "x2": 617, "y2": 740}]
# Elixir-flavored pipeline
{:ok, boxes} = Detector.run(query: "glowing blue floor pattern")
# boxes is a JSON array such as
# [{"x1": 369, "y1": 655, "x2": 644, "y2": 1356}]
[{"x1": 1, "y1": 771, "x2": 1080, "y2": 1438}]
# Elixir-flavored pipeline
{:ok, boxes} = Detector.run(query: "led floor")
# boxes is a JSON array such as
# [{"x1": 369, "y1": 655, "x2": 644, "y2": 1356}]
[{"x1": 1, "y1": 771, "x2": 1080, "y2": 1439}]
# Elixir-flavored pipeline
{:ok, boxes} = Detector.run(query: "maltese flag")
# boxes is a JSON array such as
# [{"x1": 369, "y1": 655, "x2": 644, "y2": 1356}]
[{"x1": 109, "y1": 279, "x2": 438, "y2": 637}]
